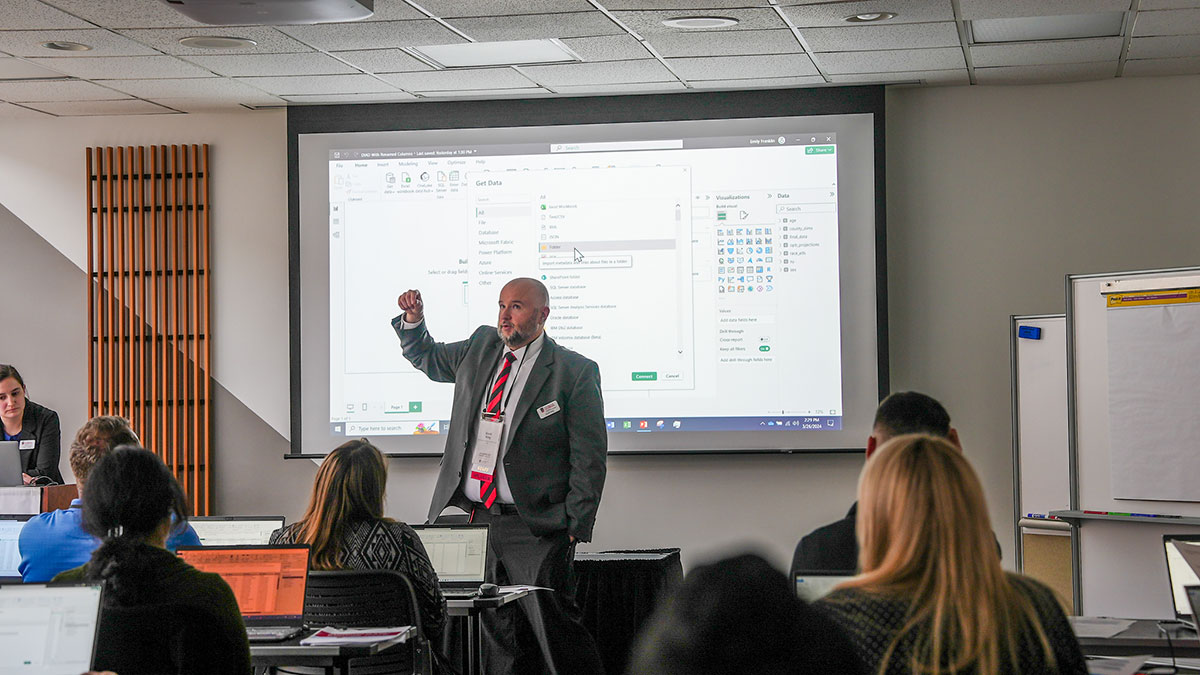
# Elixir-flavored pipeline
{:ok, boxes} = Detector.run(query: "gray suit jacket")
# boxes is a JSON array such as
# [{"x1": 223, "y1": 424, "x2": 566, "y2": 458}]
[{"x1": 393, "y1": 319, "x2": 607, "y2": 542}]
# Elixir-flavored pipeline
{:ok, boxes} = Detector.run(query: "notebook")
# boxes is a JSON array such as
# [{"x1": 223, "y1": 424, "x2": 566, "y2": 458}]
[
  {"x1": 0, "y1": 514, "x2": 33, "y2": 582},
  {"x1": 0, "y1": 582, "x2": 104, "y2": 674},
  {"x1": 176, "y1": 544, "x2": 310, "y2": 642},
  {"x1": 410, "y1": 524, "x2": 490, "y2": 599},
  {"x1": 1164, "y1": 535, "x2": 1200, "y2": 621},
  {"x1": 0, "y1": 440, "x2": 24, "y2": 487},
  {"x1": 189, "y1": 516, "x2": 285, "y2": 546},
  {"x1": 793, "y1": 569, "x2": 854, "y2": 603}
]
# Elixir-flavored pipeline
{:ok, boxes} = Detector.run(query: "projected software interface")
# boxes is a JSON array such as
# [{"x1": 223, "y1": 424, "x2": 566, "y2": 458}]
[
  {"x1": 329, "y1": 133, "x2": 843, "y2": 435},
  {"x1": 0, "y1": 584, "x2": 102, "y2": 675}
]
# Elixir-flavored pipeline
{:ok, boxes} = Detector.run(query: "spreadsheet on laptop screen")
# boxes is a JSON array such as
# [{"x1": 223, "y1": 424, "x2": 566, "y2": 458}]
[
  {"x1": 0, "y1": 584, "x2": 102, "y2": 674},
  {"x1": 412, "y1": 527, "x2": 488, "y2": 583},
  {"x1": 189, "y1": 519, "x2": 283, "y2": 546},
  {"x1": 0, "y1": 519, "x2": 26, "y2": 578}
]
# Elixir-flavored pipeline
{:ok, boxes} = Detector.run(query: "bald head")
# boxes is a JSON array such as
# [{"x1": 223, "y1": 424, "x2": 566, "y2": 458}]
[{"x1": 503, "y1": 278, "x2": 549, "y2": 306}]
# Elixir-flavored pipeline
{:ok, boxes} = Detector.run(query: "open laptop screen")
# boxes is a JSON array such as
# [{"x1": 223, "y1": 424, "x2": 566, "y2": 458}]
[
  {"x1": 1164, "y1": 536, "x2": 1200, "y2": 619},
  {"x1": 177, "y1": 545, "x2": 309, "y2": 622},
  {"x1": 0, "y1": 441, "x2": 23, "y2": 488},
  {"x1": 0, "y1": 516, "x2": 32, "y2": 579},
  {"x1": 794, "y1": 569, "x2": 855, "y2": 603},
  {"x1": 410, "y1": 525, "x2": 488, "y2": 584},
  {"x1": 189, "y1": 517, "x2": 285, "y2": 546},
  {"x1": 0, "y1": 583, "x2": 103, "y2": 674}
]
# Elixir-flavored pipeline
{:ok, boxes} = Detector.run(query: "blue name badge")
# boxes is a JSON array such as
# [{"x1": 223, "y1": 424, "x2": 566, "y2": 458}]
[{"x1": 1017, "y1": 325, "x2": 1042, "y2": 340}]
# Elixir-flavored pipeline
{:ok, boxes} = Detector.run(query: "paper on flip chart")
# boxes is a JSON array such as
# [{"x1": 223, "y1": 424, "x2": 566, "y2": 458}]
[
  {"x1": 1069, "y1": 616, "x2": 1135, "y2": 639},
  {"x1": 299, "y1": 626, "x2": 412, "y2": 645}
]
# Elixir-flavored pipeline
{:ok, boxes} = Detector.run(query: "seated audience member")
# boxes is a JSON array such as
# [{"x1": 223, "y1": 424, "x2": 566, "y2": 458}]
[
  {"x1": 54, "y1": 446, "x2": 250, "y2": 674},
  {"x1": 627, "y1": 553, "x2": 866, "y2": 675},
  {"x1": 817, "y1": 435, "x2": 1086, "y2": 675},
  {"x1": 270, "y1": 438, "x2": 446, "y2": 638},
  {"x1": 19, "y1": 416, "x2": 200, "y2": 582},
  {"x1": 0, "y1": 364, "x2": 63, "y2": 484},
  {"x1": 792, "y1": 391, "x2": 959, "y2": 575}
]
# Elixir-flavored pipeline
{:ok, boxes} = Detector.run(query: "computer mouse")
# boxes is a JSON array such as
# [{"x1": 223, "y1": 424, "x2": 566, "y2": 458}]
[{"x1": 478, "y1": 582, "x2": 500, "y2": 598}]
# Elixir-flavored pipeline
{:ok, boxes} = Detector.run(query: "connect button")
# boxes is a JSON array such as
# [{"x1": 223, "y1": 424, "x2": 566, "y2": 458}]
[{"x1": 631, "y1": 372, "x2": 658, "y2": 381}]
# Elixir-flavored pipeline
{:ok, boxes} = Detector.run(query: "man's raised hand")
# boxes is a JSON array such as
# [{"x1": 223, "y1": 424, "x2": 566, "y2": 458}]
[{"x1": 397, "y1": 289, "x2": 424, "y2": 323}]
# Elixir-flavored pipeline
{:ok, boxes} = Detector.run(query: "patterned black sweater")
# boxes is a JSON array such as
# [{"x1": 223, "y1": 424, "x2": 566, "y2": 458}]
[
  {"x1": 270, "y1": 518, "x2": 447, "y2": 637},
  {"x1": 817, "y1": 574, "x2": 1087, "y2": 675}
]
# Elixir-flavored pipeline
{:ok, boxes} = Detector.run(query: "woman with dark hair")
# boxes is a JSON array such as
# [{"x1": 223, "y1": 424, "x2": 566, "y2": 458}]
[
  {"x1": 54, "y1": 446, "x2": 250, "y2": 674},
  {"x1": 270, "y1": 438, "x2": 446, "y2": 638},
  {"x1": 627, "y1": 553, "x2": 865, "y2": 675},
  {"x1": 0, "y1": 364, "x2": 63, "y2": 484}
]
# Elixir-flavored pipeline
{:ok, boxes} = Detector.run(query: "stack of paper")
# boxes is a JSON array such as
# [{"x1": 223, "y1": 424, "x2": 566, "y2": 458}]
[{"x1": 300, "y1": 626, "x2": 413, "y2": 646}]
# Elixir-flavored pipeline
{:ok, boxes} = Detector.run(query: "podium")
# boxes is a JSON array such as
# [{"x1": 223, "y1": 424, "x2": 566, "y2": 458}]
[{"x1": 0, "y1": 484, "x2": 78, "y2": 514}]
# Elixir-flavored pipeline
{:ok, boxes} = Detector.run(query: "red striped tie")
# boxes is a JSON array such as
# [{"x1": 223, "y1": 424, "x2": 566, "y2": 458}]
[{"x1": 480, "y1": 352, "x2": 515, "y2": 507}]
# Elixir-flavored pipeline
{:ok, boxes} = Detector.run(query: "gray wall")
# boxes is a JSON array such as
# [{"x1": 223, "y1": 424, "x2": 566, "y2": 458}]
[{"x1": 2, "y1": 73, "x2": 1199, "y2": 572}]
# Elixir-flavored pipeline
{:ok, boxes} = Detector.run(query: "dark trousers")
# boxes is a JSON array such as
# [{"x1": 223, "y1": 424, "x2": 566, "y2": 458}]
[{"x1": 470, "y1": 507, "x2": 605, "y2": 675}]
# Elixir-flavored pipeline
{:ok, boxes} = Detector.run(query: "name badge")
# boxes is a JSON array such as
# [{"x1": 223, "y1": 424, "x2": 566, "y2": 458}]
[
  {"x1": 468, "y1": 417, "x2": 504, "y2": 481},
  {"x1": 18, "y1": 440, "x2": 34, "y2": 450},
  {"x1": 537, "y1": 401, "x2": 561, "y2": 419}
]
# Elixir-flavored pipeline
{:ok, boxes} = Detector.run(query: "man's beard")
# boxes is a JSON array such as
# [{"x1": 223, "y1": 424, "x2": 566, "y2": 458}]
[{"x1": 497, "y1": 323, "x2": 531, "y2": 348}]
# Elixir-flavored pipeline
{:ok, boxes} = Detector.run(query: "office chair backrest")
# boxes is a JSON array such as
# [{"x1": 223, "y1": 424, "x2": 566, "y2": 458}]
[
  {"x1": 93, "y1": 602, "x2": 243, "y2": 675},
  {"x1": 305, "y1": 569, "x2": 432, "y2": 675}
]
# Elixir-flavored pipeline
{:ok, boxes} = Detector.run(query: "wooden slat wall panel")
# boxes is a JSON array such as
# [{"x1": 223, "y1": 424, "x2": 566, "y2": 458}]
[{"x1": 87, "y1": 145, "x2": 211, "y2": 515}]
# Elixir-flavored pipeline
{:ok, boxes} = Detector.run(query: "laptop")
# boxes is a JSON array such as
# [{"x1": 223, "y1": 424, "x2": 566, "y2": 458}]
[
  {"x1": 0, "y1": 440, "x2": 24, "y2": 487},
  {"x1": 793, "y1": 569, "x2": 855, "y2": 603},
  {"x1": 0, "y1": 582, "x2": 104, "y2": 674},
  {"x1": 410, "y1": 524, "x2": 490, "y2": 599},
  {"x1": 0, "y1": 514, "x2": 33, "y2": 582},
  {"x1": 1164, "y1": 535, "x2": 1200, "y2": 624},
  {"x1": 177, "y1": 544, "x2": 310, "y2": 642},
  {"x1": 189, "y1": 516, "x2": 285, "y2": 546}
]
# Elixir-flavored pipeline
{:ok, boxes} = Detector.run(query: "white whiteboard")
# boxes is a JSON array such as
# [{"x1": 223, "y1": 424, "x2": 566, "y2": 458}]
[{"x1": 1012, "y1": 315, "x2": 1070, "y2": 521}]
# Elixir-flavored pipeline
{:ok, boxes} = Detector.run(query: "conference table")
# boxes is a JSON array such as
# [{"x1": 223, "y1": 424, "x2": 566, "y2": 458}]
[{"x1": 249, "y1": 626, "x2": 414, "y2": 675}]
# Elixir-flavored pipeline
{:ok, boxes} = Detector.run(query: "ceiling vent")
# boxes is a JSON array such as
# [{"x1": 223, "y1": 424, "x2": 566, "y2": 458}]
[{"x1": 158, "y1": 0, "x2": 373, "y2": 25}]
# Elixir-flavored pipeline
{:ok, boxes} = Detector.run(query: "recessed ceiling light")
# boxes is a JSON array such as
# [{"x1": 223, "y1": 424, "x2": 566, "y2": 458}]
[
  {"x1": 409, "y1": 39, "x2": 581, "y2": 69},
  {"x1": 661, "y1": 16, "x2": 739, "y2": 29},
  {"x1": 844, "y1": 12, "x2": 897, "y2": 23},
  {"x1": 970, "y1": 12, "x2": 1124, "y2": 43},
  {"x1": 40, "y1": 41, "x2": 91, "y2": 51},
  {"x1": 178, "y1": 36, "x2": 258, "y2": 50}
]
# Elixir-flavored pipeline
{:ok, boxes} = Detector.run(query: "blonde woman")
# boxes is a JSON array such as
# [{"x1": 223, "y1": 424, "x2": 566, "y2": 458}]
[
  {"x1": 817, "y1": 435, "x2": 1086, "y2": 675},
  {"x1": 270, "y1": 438, "x2": 446, "y2": 638}
]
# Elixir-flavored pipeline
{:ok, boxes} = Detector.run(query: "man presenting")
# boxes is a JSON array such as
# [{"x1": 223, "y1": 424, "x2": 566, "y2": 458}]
[{"x1": 393, "y1": 277, "x2": 606, "y2": 675}]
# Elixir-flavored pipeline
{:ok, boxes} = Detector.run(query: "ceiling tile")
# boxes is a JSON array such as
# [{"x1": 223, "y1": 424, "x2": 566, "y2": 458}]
[
  {"x1": 181, "y1": 53, "x2": 361, "y2": 77},
  {"x1": 98, "y1": 76, "x2": 279, "y2": 99},
  {"x1": 379, "y1": 67, "x2": 537, "y2": 91},
  {"x1": 830, "y1": 69, "x2": 970, "y2": 85},
  {"x1": 817, "y1": 47, "x2": 966, "y2": 74},
  {"x1": 416, "y1": 0, "x2": 595, "y2": 17},
  {"x1": 0, "y1": 29, "x2": 160, "y2": 57},
  {"x1": 281, "y1": 92, "x2": 418, "y2": 104},
  {"x1": 1129, "y1": 34, "x2": 1200, "y2": 58},
  {"x1": 117, "y1": 27, "x2": 314, "y2": 55},
  {"x1": 234, "y1": 74, "x2": 399, "y2": 96},
  {"x1": 0, "y1": 0, "x2": 93, "y2": 30},
  {"x1": 0, "y1": 78, "x2": 130, "y2": 102},
  {"x1": 559, "y1": 35, "x2": 650, "y2": 62},
  {"x1": 278, "y1": 20, "x2": 466, "y2": 50},
  {"x1": 645, "y1": 28, "x2": 802, "y2": 58},
  {"x1": 327, "y1": 49, "x2": 434, "y2": 73},
  {"x1": 801, "y1": 22, "x2": 961, "y2": 52},
  {"x1": 357, "y1": 0, "x2": 427, "y2": 21},
  {"x1": 44, "y1": 0, "x2": 206, "y2": 27},
  {"x1": 417, "y1": 87, "x2": 552, "y2": 97},
  {"x1": 554, "y1": 81, "x2": 688, "y2": 94},
  {"x1": 611, "y1": 8, "x2": 784, "y2": 35},
  {"x1": 1123, "y1": 56, "x2": 1200, "y2": 75},
  {"x1": 779, "y1": 0, "x2": 955, "y2": 27},
  {"x1": 0, "y1": 57, "x2": 69, "y2": 80},
  {"x1": 447, "y1": 12, "x2": 624, "y2": 41},
  {"x1": 1139, "y1": 0, "x2": 1200, "y2": 8},
  {"x1": 602, "y1": 1, "x2": 776, "y2": 10},
  {"x1": 0, "y1": 101, "x2": 51, "y2": 118},
  {"x1": 520, "y1": 59, "x2": 677, "y2": 86},
  {"x1": 688, "y1": 75, "x2": 825, "y2": 89},
  {"x1": 24, "y1": 55, "x2": 216, "y2": 79},
  {"x1": 974, "y1": 61, "x2": 1118, "y2": 84},
  {"x1": 960, "y1": 0, "x2": 1132, "y2": 20},
  {"x1": 971, "y1": 37, "x2": 1124, "y2": 67},
  {"x1": 1134, "y1": 9, "x2": 1200, "y2": 36},
  {"x1": 22, "y1": 99, "x2": 177, "y2": 116},
  {"x1": 666, "y1": 53, "x2": 817, "y2": 80}
]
